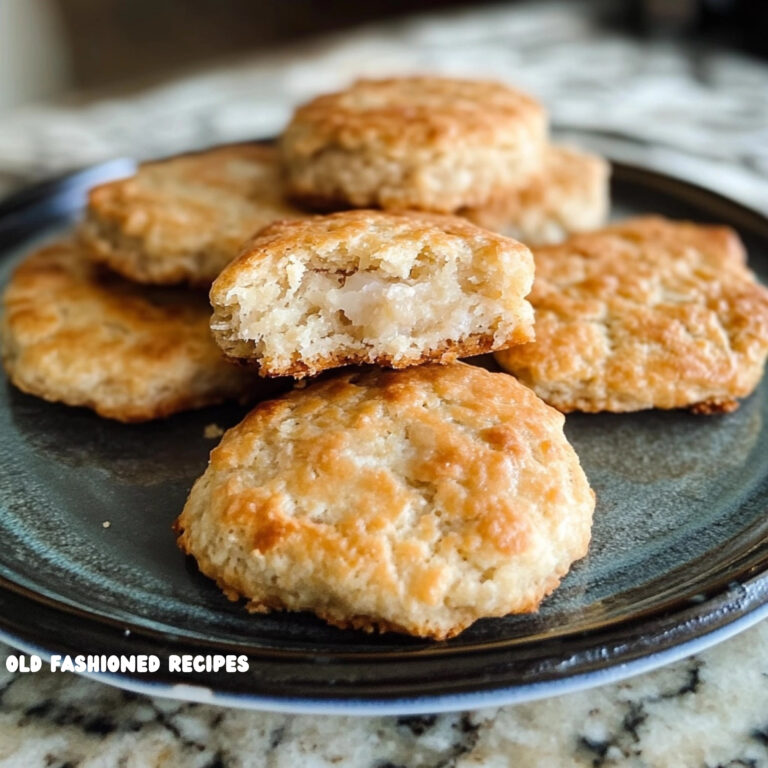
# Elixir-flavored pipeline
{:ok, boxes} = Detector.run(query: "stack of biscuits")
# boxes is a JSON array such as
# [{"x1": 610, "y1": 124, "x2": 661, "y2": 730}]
[{"x1": 3, "y1": 77, "x2": 768, "y2": 640}]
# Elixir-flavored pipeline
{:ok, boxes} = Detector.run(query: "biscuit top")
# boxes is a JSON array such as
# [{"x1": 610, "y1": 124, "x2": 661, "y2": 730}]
[
  {"x1": 496, "y1": 216, "x2": 768, "y2": 412},
  {"x1": 282, "y1": 76, "x2": 547, "y2": 154},
  {"x1": 213, "y1": 208, "x2": 533, "y2": 292},
  {"x1": 529, "y1": 215, "x2": 749, "y2": 293},
  {"x1": 87, "y1": 144, "x2": 297, "y2": 231},
  {"x1": 1, "y1": 241, "x2": 254, "y2": 421},
  {"x1": 5, "y1": 242, "x2": 215, "y2": 346},
  {"x1": 81, "y1": 144, "x2": 305, "y2": 284},
  {"x1": 202, "y1": 363, "x2": 580, "y2": 565},
  {"x1": 176, "y1": 362, "x2": 594, "y2": 638}
]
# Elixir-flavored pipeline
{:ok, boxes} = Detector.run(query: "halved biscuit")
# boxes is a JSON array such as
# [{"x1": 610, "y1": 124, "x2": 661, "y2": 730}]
[
  {"x1": 460, "y1": 145, "x2": 610, "y2": 244},
  {"x1": 281, "y1": 76, "x2": 548, "y2": 212},
  {"x1": 80, "y1": 144, "x2": 306, "y2": 286},
  {"x1": 1, "y1": 241, "x2": 257, "y2": 422},
  {"x1": 495, "y1": 217, "x2": 768, "y2": 413},
  {"x1": 175, "y1": 363, "x2": 595, "y2": 640},
  {"x1": 210, "y1": 210, "x2": 535, "y2": 377}
]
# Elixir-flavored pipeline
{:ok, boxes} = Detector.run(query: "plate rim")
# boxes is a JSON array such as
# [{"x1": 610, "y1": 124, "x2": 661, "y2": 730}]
[{"x1": 1, "y1": 570, "x2": 768, "y2": 715}]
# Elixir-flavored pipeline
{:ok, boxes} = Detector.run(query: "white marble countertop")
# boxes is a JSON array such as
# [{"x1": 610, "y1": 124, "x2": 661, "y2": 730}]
[{"x1": 1, "y1": 2, "x2": 767, "y2": 765}]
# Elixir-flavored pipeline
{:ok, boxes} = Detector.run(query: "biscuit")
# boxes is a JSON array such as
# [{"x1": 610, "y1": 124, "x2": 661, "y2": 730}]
[
  {"x1": 495, "y1": 217, "x2": 768, "y2": 413},
  {"x1": 281, "y1": 77, "x2": 548, "y2": 212},
  {"x1": 210, "y1": 210, "x2": 535, "y2": 378},
  {"x1": 1, "y1": 241, "x2": 257, "y2": 422},
  {"x1": 80, "y1": 144, "x2": 306, "y2": 286},
  {"x1": 175, "y1": 363, "x2": 595, "y2": 639},
  {"x1": 460, "y1": 145, "x2": 609, "y2": 244}
]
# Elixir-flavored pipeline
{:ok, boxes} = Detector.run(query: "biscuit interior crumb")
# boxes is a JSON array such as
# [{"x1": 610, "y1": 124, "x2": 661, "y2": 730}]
[{"x1": 212, "y1": 213, "x2": 533, "y2": 374}]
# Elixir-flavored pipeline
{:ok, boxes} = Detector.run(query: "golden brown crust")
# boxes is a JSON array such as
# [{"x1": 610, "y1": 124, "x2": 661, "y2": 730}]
[
  {"x1": 285, "y1": 76, "x2": 545, "y2": 151},
  {"x1": 175, "y1": 363, "x2": 595, "y2": 639},
  {"x1": 80, "y1": 144, "x2": 307, "y2": 286},
  {"x1": 460, "y1": 145, "x2": 610, "y2": 243},
  {"x1": 689, "y1": 399, "x2": 740, "y2": 415},
  {"x1": 1, "y1": 240, "x2": 258, "y2": 422},
  {"x1": 281, "y1": 77, "x2": 548, "y2": 212},
  {"x1": 210, "y1": 209, "x2": 535, "y2": 377},
  {"x1": 223, "y1": 329, "x2": 532, "y2": 378},
  {"x1": 229, "y1": 207, "x2": 521, "y2": 257},
  {"x1": 495, "y1": 216, "x2": 768, "y2": 413}
]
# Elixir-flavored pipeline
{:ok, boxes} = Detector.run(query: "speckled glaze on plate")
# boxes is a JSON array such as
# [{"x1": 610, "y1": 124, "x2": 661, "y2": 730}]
[{"x1": 1, "y1": 145, "x2": 768, "y2": 715}]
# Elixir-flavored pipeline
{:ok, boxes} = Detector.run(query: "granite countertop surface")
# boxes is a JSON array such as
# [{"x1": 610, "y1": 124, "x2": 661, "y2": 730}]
[
  {"x1": 1, "y1": 620, "x2": 768, "y2": 767},
  {"x1": 1, "y1": 2, "x2": 767, "y2": 766}
]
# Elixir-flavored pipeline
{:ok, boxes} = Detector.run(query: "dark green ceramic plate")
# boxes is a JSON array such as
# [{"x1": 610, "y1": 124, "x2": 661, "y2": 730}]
[{"x1": 1, "y1": 150, "x2": 767, "y2": 714}]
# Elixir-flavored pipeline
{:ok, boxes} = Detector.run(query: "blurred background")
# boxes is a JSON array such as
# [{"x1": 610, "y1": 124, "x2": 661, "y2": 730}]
[
  {"x1": 0, "y1": 0, "x2": 766, "y2": 206},
  {"x1": 1, "y1": 0, "x2": 767, "y2": 110}
]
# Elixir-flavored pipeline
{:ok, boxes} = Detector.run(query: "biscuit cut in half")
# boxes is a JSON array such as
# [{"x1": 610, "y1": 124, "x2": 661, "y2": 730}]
[
  {"x1": 1, "y1": 241, "x2": 258, "y2": 422},
  {"x1": 80, "y1": 144, "x2": 306, "y2": 286},
  {"x1": 495, "y1": 216, "x2": 768, "y2": 413},
  {"x1": 281, "y1": 76, "x2": 548, "y2": 212},
  {"x1": 210, "y1": 210, "x2": 536, "y2": 378},
  {"x1": 175, "y1": 363, "x2": 595, "y2": 639},
  {"x1": 460, "y1": 145, "x2": 610, "y2": 244}
]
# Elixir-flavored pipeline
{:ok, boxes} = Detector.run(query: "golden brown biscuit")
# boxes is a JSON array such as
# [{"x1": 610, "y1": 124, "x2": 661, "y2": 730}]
[
  {"x1": 1, "y1": 241, "x2": 257, "y2": 422},
  {"x1": 281, "y1": 76, "x2": 548, "y2": 212},
  {"x1": 495, "y1": 217, "x2": 768, "y2": 413},
  {"x1": 210, "y1": 210, "x2": 535, "y2": 378},
  {"x1": 80, "y1": 144, "x2": 306, "y2": 286},
  {"x1": 460, "y1": 145, "x2": 610, "y2": 244},
  {"x1": 175, "y1": 363, "x2": 595, "y2": 639}
]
